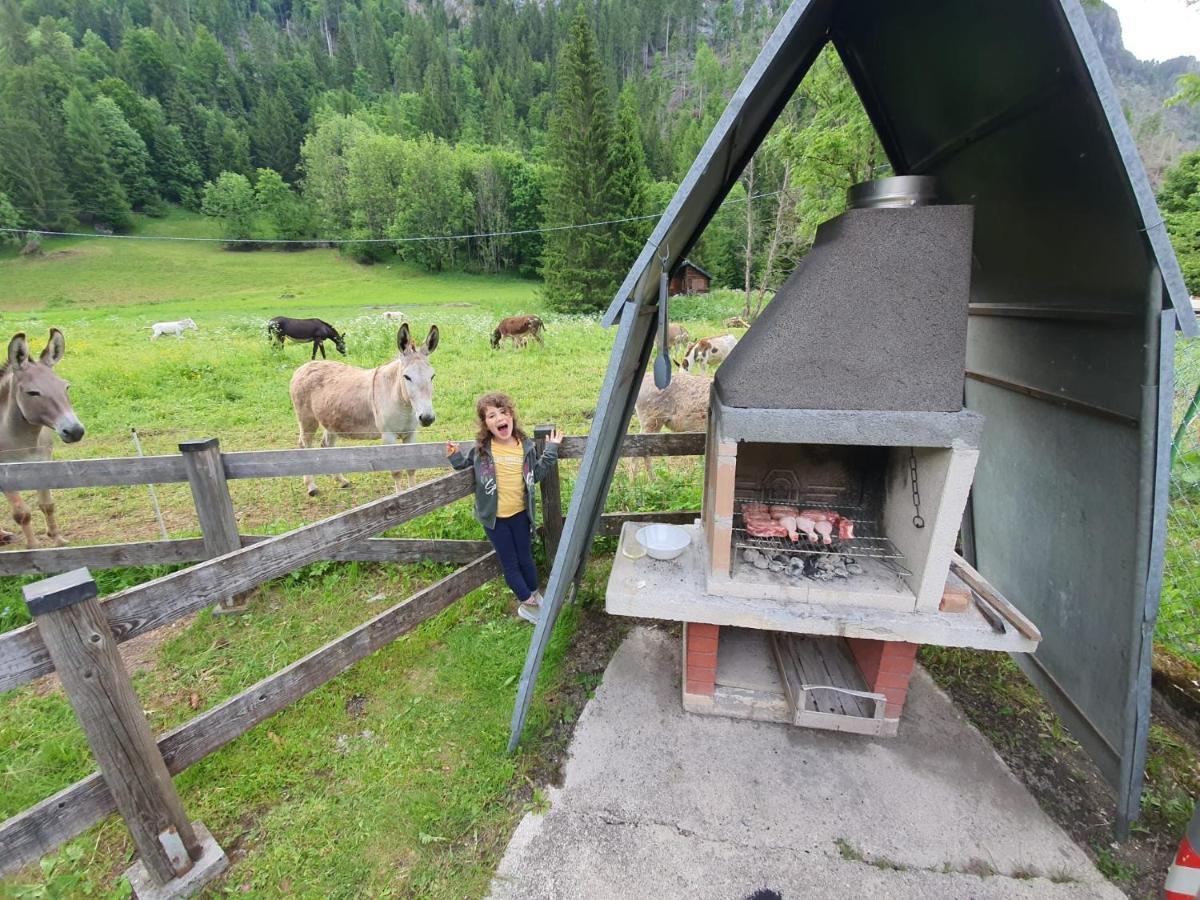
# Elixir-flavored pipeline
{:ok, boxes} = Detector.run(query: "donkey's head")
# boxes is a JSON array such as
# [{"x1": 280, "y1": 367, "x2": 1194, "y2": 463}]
[
  {"x1": 396, "y1": 323, "x2": 439, "y2": 427},
  {"x1": 6, "y1": 329, "x2": 85, "y2": 443},
  {"x1": 332, "y1": 329, "x2": 347, "y2": 356}
]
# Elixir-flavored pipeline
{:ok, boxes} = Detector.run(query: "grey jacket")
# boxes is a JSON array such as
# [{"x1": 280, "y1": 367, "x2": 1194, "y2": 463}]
[{"x1": 448, "y1": 438, "x2": 559, "y2": 531}]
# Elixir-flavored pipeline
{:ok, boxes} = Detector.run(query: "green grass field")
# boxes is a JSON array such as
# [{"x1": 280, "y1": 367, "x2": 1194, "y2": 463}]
[{"x1": 0, "y1": 209, "x2": 730, "y2": 897}]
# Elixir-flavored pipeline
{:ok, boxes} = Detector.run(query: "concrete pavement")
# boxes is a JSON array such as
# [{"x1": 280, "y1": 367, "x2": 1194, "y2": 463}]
[{"x1": 491, "y1": 626, "x2": 1124, "y2": 899}]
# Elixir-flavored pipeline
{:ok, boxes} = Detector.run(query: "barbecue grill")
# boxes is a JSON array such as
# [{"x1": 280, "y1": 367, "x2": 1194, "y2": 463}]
[{"x1": 606, "y1": 176, "x2": 1041, "y2": 737}]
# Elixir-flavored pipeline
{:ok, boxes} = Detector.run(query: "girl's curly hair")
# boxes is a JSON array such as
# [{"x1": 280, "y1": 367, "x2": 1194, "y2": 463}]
[{"x1": 474, "y1": 392, "x2": 528, "y2": 449}]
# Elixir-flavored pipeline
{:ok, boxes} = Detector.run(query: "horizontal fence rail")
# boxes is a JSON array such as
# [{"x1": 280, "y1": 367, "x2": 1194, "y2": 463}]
[
  {"x1": 0, "y1": 432, "x2": 706, "y2": 491},
  {"x1": 0, "y1": 470, "x2": 475, "y2": 693},
  {"x1": 0, "y1": 552, "x2": 502, "y2": 878},
  {"x1": 0, "y1": 536, "x2": 494, "y2": 577}
]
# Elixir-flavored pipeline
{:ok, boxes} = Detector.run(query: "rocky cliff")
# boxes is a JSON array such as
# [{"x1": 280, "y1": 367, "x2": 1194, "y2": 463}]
[{"x1": 1084, "y1": 2, "x2": 1199, "y2": 182}]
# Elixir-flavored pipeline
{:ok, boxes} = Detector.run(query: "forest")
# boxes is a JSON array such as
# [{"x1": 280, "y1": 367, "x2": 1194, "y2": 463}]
[{"x1": 0, "y1": 0, "x2": 1196, "y2": 310}]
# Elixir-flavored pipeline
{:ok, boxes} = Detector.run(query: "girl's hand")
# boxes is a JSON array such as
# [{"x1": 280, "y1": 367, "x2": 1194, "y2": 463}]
[
  {"x1": 446, "y1": 440, "x2": 458, "y2": 457},
  {"x1": 547, "y1": 428, "x2": 564, "y2": 445}
]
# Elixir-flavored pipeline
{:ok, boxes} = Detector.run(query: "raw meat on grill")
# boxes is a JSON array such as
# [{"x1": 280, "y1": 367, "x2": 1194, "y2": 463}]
[
  {"x1": 743, "y1": 503, "x2": 789, "y2": 538},
  {"x1": 742, "y1": 502, "x2": 856, "y2": 545},
  {"x1": 799, "y1": 509, "x2": 856, "y2": 543}
]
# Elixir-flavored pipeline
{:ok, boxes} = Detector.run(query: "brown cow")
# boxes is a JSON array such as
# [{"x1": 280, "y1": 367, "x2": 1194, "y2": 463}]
[{"x1": 491, "y1": 315, "x2": 545, "y2": 349}]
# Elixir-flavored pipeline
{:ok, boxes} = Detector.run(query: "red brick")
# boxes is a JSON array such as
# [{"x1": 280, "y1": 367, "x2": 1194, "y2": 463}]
[
  {"x1": 880, "y1": 641, "x2": 917, "y2": 663},
  {"x1": 940, "y1": 583, "x2": 971, "y2": 613},
  {"x1": 685, "y1": 679, "x2": 716, "y2": 696},
  {"x1": 847, "y1": 638, "x2": 883, "y2": 685},
  {"x1": 881, "y1": 685, "x2": 908, "y2": 704},
  {"x1": 878, "y1": 655, "x2": 916, "y2": 677},
  {"x1": 689, "y1": 634, "x2": 719, "y2": 654},
  {"x1": 876, "y1": 671, "x2": 914, "y2": 692},
  {"x1": 689, "y1": 623, "x2": 720, "y2": 640},
  {"x1": 686, "y1": 664, "x2": 716, "y2": 683},
  {"x1": 687, "y1": 649, "x2": 717, "y2": 669}
]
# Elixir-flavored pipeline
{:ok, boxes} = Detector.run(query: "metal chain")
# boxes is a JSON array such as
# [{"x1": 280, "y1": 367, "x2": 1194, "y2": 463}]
[{"x1": 910, "y1": 448, "x2": 925, "y2": 528}]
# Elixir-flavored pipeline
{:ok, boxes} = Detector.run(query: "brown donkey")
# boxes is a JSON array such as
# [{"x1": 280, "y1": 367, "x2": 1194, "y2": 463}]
[
  {"x1": 289, "y1": 323, "x2": 439, "y2": 495},
  {"x1": 0, "y1": 329, "x2": 86, "y2": 546}
]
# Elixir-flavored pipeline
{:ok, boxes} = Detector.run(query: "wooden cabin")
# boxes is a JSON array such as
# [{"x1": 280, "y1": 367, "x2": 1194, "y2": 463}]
[{"x1": 669, "y1": 260, "x2": 712, "y2": 296}]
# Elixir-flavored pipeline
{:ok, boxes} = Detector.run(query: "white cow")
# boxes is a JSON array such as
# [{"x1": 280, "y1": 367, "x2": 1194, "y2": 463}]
[
  {"x1": 680, "y1": 334, "x2": 737, "y2": 373},
  {"x1": 150, "y1": 318, "x2": 198, "y2": 340}
]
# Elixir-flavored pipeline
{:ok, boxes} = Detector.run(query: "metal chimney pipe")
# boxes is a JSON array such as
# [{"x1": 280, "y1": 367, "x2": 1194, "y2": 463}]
[{"x1": 847, "y1": 175, "x2": 939, "y2": 209}]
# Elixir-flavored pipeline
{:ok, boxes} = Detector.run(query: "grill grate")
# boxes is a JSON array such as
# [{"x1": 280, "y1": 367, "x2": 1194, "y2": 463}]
[{"x1": 732, "y1": 495, "x2": 910, "y2": 576}]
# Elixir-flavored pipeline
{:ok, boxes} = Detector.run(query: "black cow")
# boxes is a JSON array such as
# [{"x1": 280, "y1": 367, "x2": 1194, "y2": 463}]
[{"x1": 267, "y1": 317, "x2": 347, "y2": 360}]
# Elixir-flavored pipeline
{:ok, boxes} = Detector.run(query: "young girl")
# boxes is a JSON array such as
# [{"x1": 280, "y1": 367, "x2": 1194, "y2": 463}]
[{"x1": 447, "y1": 393, "x2": 562, "y2": 623}]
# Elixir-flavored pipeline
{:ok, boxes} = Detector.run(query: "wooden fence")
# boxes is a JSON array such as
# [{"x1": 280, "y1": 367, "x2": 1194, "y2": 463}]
[
  {"x1": 0, "y1": 430, "x2": 704, "y2": 886},
  {"x1": 0, "y1": 431, "x2": 704, "y2": 578}
]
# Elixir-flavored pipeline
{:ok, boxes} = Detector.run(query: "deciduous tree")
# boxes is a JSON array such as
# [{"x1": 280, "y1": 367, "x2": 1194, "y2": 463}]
[{"x1": 200, "y1": 171, "x2": 257, "y2": 244}]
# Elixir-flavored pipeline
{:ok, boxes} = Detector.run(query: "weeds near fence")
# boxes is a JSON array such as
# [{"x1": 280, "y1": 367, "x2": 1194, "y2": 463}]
[{"x1": 1163, "y1": 338, "x2": 1200, "y2": 666}]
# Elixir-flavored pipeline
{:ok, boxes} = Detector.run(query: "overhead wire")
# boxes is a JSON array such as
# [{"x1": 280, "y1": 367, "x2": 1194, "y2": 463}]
[{"x1": 0, "y1": 188, "x2": 790, "y2": 245}]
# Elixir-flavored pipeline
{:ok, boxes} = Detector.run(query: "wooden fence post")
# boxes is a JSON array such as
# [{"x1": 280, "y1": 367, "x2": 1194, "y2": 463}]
[
  {"x1": 534, "y1": 425, "x2": 564, "y2": 562},
  {"x1": 23, "y1": 568, "x2": 227, "y2": 895},
  {"x1": 180, "y1": 438, "x2": 246, "y2": 615}
]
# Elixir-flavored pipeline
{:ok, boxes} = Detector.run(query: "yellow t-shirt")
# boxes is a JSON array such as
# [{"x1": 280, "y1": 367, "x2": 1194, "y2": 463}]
[{"x1": 493, "y1": 441, "x2": 526, "y2": 518}]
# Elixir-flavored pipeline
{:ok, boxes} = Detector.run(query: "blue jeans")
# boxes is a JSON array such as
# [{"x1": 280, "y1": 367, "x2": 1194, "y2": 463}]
[{"x1": 484, "y1": 511, "x2": 538, "y2": 603}]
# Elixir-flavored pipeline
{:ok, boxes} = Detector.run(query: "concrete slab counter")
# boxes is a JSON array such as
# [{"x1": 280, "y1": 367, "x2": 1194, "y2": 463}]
[{"x1": 607, "y1": 520, "x2": 1039, "y2": 735}]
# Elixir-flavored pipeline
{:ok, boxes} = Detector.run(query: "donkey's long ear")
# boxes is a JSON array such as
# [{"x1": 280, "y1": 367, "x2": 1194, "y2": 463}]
[
  {"x1": 7, "y1": 333, "x2": 29, "y2": 370},
  {"x1": 40, "y1": 328, "x2": 65, "y2": 367},
  {"x1": 424, "y1": 325, "x2": 439, "y2": 354},
  {"x1": 397, "y1": 322, "x2": 412, "y2": 353}
]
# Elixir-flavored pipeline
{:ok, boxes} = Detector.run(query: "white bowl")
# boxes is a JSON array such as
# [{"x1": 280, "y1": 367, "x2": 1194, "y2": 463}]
[{"x1": 636, "y1": 524, "x2": 692, "y2": 560}]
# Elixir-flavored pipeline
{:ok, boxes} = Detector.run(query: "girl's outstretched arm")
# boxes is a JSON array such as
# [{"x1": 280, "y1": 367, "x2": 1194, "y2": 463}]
[
  {"x1": 447, "y1": 441, "x2": 473, "y2": 471},
  {"x1": 533, "y1": 428, "x2": 563, "y2": 482}
]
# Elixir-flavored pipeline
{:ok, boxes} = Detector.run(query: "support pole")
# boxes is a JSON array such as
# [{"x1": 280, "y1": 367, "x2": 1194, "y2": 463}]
[
  {"x1": 180, "y1": 439, "x2": 246, "y2": 615},
  {"x1": 22, "y1": 569, "x2": 226, "y2": 892},
  {"x1": 534, "y1": 425, "x2": 564, "y2": 563}
]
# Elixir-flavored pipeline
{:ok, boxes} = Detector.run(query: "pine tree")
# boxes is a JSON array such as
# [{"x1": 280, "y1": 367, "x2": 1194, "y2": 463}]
[
  {"x1": 62, "y1": 88, "x2": 133, "y2": 231},
  {"x1": 251, "y1": 89, "x2": 302, "y2": 180},
  {"x1": 0, "y1": 103, "x2": 75, "y2": 230},
  {"x1": 540, "y1": 5, "x2": 620, "y2": 314},
  {"x1": 608, "y1": 85, "x2": 651, "y2": 270}
]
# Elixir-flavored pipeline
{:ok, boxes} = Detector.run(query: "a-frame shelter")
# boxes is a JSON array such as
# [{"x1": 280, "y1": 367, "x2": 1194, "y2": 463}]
[{"x1": 510, "y1": 0, "x2": 1196, "y2": 836}]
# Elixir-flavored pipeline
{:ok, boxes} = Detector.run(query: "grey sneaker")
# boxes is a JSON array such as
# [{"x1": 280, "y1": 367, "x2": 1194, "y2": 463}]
[{"x1": 517, "y1": 601, "x2": 540, "y2": 623}]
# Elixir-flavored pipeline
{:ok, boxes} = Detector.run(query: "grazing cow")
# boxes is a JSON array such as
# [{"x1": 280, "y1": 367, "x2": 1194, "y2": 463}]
[
  {"x1": 491, "y1": 315, "x2": 545, "y2": 349},
  {"x1": 151, "y1": 318, "x2": 197, "y2": 340},
  {"x1": 289, "y1": 323, "x2": 439, "y2": 495},
  {"x1": 680, "y1": 334, "x2": 738, "y2": 374},
  {"x1": 268, "y1": 316, "x2": 347, "y2": 360},
  {"x1": 0, "y1": 329, "x2": 85, "y2": 547},
  {"x1": 632, "y1": 372, "x2": 712, "y2": 477}
]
